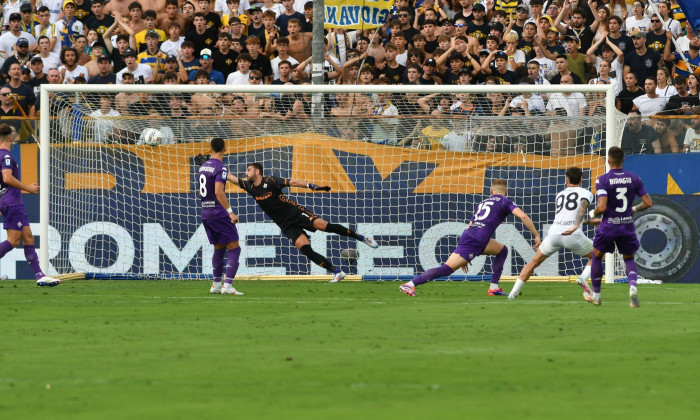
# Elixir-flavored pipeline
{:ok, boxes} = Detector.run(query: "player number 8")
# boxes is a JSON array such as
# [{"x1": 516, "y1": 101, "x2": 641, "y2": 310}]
[{"x1": 199, "y1": 174, "x2": 207, "y2": 197}]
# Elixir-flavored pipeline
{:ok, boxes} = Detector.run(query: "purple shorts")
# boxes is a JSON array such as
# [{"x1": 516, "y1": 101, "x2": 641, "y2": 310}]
[
  {"x1": 1, "y1": 204, "x2": 29, "y2": 231},
  {"x1": 202, "y1": 213, "x2": 239, "y2": 245},
  {"x1": 593, "y1": 223, "x2": 640, "y2": 255},
  {"x1": 453, "y1": 230, "x2": 488, "y2": 262}
]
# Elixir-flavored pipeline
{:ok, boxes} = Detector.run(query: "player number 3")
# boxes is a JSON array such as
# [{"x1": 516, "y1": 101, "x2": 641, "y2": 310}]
[{"x1": 615, "y1": 187, "x2": 628, "y2": 212}]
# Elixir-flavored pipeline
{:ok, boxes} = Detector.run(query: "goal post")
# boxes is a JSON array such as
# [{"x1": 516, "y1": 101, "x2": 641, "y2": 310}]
[{"x1": 39, "y1": 83, "x2": 623, "y2": 282}]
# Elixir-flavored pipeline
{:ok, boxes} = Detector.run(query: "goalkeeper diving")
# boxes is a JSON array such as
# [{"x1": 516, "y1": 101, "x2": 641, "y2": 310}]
[{"x1": 227, "y1": 162, "x2": 379, "y2": 282}]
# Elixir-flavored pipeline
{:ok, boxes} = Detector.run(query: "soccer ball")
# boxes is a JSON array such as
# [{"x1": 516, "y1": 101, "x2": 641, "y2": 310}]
[
  {"x1": 142, "y1": 128, "x2": 163, "y2": 146},
  {"x1": 340, "y1": 249, "x2": 359, "y2": 263}
]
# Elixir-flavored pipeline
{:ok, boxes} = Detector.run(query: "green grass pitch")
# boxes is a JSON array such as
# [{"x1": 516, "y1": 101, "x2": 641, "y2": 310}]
[{"x1": 1, "y1": 280, "x2": 699, "y2": 420}]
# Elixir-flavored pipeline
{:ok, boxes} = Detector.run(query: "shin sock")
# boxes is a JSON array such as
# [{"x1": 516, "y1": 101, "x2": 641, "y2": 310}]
[
  {"x1": 224, "y1": 247, "x2": 241, "y2": 284},
  {"x1": 212, "y1": 248, "x2": 226, "y2": 283},
  {"x1": 413, "y1": 264, "x2": 454, "y2": 287}
]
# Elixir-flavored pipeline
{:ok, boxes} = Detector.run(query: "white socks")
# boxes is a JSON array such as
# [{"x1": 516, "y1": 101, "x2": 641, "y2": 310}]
[
  {"x1": 510, "y1": 279, "x2": 525, "y2": 297},
  {"x1": 579, "y1": 265, "x2": 592, "y2": 282}
]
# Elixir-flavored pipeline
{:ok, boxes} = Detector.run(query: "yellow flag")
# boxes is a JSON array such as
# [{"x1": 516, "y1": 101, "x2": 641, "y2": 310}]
[{"x1": 324, "y1": 0, "x2": 395, "y2": 30}]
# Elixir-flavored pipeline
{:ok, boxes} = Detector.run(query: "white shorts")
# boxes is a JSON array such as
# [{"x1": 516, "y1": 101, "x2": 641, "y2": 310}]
[{"x1": 539, "y1": 230, "x2": 593, "y2": 257}]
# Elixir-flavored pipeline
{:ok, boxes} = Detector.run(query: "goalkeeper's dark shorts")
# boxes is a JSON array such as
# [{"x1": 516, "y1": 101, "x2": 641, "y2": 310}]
[{"x1": 280, "y1": 209, "x2": 318, "y2": 243}]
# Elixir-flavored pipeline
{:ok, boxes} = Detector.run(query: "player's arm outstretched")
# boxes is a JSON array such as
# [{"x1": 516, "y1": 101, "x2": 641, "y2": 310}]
[
  {"x1": 512, "y1": 208, "x2": 541, "y2": 249},
  {"x1": 216, "y1": 178, "x2": 238, "y2": 224},
  {"x1": 226, "y1": 173, "x2": 240, "y2": 185},
  {"x1": 562, "y1": 198, "x2": 591, "y2": 236},
  {"x1": 2, "y1": 169, "x2": 39, "y2": 193},
  {"x1": 287, "y1": 178, "x2": 331, "y2": 191}
]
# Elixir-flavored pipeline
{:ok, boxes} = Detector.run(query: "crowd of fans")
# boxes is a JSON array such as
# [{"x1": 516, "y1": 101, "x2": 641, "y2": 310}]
[{"x1": 0, "y1": 0, "x2": 698, "y2": 153}]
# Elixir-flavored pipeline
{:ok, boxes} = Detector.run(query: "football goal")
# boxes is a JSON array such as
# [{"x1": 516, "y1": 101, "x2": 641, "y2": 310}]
[{"x1": 39, "y1": 83, "x2": 627, "y2": 282}]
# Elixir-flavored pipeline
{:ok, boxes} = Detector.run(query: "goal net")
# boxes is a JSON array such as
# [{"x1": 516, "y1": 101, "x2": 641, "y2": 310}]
[{"x1": 39, "y1": 84, "x2": 627, "y2": 282}]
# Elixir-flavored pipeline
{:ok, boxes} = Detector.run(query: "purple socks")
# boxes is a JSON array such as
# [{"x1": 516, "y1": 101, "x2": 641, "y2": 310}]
[
  {"x1": 0, "y1": 240, "x2": 13, "y2": 259},
  {"x1": 0, "y1": 242, "x2": 46, "y2": 280},
  {"x1": 591, "y1": 253, "x2": 603, "y2": 293},
  {"x1": 212, "y1": 248, "x2": 226, "y2": 283},
  {"x1": 224, "y1": 247, "x2": 241, "y2": 284},
  {"x1": 625, "y1": 258, "x2": 638, "y2": 289},
  {"x1": 413, "y1": 264, "x2": 454, "y2": 286},
  {"x1": 491, "y1": 246, "x2": 508, "y2": 285},
  {"x1": 23, "y1": 244, "x2": 45, "y2": 279}
]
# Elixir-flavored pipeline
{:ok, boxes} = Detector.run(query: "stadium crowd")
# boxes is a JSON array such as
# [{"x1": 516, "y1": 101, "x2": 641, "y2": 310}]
[{"x1": 0, "y1": 0, "x2": 699, "y2": 153}]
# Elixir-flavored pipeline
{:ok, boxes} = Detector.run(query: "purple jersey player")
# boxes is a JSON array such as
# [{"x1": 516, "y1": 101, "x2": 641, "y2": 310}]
[
  {"x1": 400, "y1": 179, "x2": 541, "y2": 297},
  {"x1": 0, "y1": 124, "x2": 60, "y2": 286},
  {"x1": 226, "y1": 162, "x2": 379, "y2": 283},
  {"x1": 588, "y1": 146, "x2": 652, "y2": 308},
  {"x1": 199, "y1": 138, "x2": 243, "y2": 295}
]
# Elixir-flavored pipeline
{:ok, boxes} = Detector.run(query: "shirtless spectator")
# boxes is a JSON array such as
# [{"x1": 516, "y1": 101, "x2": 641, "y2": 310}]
[
  {"x1": 190, "y1": 69, "x2": 219, "y2": 115},
  {"x1": 286, "y1": 18, "x2": 312, "y2": 62},
  {"x1": 114, "y1": 72, "x2": 139, "y2": 113}
]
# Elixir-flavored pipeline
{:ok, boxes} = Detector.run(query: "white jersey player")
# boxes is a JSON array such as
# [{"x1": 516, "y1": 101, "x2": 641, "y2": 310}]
[{"x1": 508, "y1": 166, "x2": 595, "y2": 301}]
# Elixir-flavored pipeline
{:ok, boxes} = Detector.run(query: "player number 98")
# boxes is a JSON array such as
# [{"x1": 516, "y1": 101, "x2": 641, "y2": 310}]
[{"x1": 555, "y1": 192, "x2": 579, "y2": 214}]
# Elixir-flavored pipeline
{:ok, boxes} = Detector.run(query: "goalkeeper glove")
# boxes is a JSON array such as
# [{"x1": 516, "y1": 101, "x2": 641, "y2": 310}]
[
  {"x1": 194, "y1": 154, "x2": 210, "y2": 166},
  {"x1": 307, "y1": 183, "x2": 331, "y2": 191}
]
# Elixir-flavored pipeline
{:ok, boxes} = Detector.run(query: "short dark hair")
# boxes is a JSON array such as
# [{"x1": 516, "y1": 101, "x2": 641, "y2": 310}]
[
  {"x1": 38, "y1": 5, "x2": 50, "y2": 13},
  {"x1": 608, "y1": 146, "x2": 625, "y2": 165},
  {"x1": 144, "y1": 9, "x2": 157, "y2": 19},
  {"x1": 566, "y1": 167, "x2": 583, "y2": 185},
  {"x1": 193, "y1": 12, "x2": 206, "y2": 19},
  {"x1": 211, "y1": 138, "x2": 225, "y2": 152},
  {"x1": 237, "y1": 53, "x2": 253, "y2": 62},
  {"x1": 0, "y1": 123, "x2": 14, "y2": 138},
  {"x1": 195, "y1": 69, "x2": 209, "y2": 79},
  {"x1": 572, "y1": 7, "x2": 586, "y2": 17},
  {"x1": 277, "y1": 37, "x2": 289, "y2": 46},
  {"x1": 128, "y1": 1, "x2": 142, "y2": 11},
  {"x1": 249, "y1": 162, "x2": 263, "y2": 174},
  {"x1": 163, "y1": 72, "x2": 178, "y2": 82}
]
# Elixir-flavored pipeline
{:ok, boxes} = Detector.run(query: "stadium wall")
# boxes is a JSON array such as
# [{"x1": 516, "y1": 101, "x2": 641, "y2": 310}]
[{"x1": 4, "y1": 142, "x2": 698, "y2": 283}]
